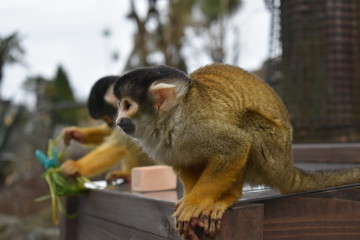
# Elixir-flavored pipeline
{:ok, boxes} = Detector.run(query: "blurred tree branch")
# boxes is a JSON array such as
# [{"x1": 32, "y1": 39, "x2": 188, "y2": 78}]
[
  {"x1": 124, "y1": 0, "x2": 242, "y2": 72},
  {"x1": 0, "y1": 32, "x2": 26, "y2": 94}
]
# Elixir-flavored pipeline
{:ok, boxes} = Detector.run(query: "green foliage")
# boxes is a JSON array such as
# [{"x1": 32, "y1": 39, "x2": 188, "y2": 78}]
[
  {"x1": 48, "y1": 65, "x2": 75, "y2": 102},
  {"x1": 23, "y1": 65, "x2": 86, "y2": 125},
  {"x1": 39, "y1": 168, "x2": 90, "y2": 224},
  {"x1": 35, "y1": 136, "x2": 91, "y2": 224},
  {"x1": 46, "y1": 65, "x2": 81, "y2": 125}
]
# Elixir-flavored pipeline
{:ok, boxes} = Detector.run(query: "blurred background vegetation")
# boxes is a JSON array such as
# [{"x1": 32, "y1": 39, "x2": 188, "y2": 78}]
[{"x1": 1, "y1": 0, "x2": 360, "y2": 239}]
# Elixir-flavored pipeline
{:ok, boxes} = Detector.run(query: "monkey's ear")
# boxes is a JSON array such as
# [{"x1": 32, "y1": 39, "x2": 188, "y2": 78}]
[{"x1": 150, "y1": 83, "x2": 178, "y2": 112}]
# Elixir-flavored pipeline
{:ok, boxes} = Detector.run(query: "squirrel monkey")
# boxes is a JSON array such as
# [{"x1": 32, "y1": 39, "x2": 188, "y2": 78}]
[
  {"x1": 113, "y1": 63, "x2": 360, "y2": 240},
  {"x1": 61, "y1": 76, "x2": 151, "y2": 181}
]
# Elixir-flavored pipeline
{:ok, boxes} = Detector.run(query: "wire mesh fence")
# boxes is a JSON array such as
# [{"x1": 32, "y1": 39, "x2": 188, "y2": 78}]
[{"x1": 266, "y1": 0, "x2": 360, "y2": 143}]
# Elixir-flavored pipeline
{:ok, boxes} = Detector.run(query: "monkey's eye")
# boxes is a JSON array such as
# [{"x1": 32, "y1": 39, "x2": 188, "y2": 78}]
[{"x1": 123, "y1": 100, "x2": 132, "y2": 111}]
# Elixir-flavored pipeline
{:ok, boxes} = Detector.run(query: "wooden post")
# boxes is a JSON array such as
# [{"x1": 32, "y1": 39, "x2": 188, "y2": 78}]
[{"x1": 59, "y1": 196, "x2": 80, "y2": 240}]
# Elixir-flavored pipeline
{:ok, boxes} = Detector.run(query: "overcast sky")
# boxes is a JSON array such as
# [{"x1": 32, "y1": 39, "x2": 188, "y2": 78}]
[{"x1": 0, "y1": 0, "x2": 270, "y2": 106}]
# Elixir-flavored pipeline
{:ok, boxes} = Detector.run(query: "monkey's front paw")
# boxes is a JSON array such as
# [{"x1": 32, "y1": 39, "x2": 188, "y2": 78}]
[
  {"x1": 173, "y1": 201, "x2": 226, "y2": 239},
  {"x1": 174, "y1": 201, "x2": 208, "y2": 222},
  {"x1": 61, "y1": 160, "x2": 80, "y2": 176},
  {"x1": 63, "y1": 128, "x2": 85, "y2": 145},
  {"x1": 201, "y1": 202, "x2": 227, "y2": 236},
  {"x1": 173, "y1": 201, "x2": 211, "y2": 240},
  {"x1": 173, "y1": 198, "x2": 183, "y2": 211},
  {"x1": 105, "y1": 170, "x2": 131, "y2": 183}
]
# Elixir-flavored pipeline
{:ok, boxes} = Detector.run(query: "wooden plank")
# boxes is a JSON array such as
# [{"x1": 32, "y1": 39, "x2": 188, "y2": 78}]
[
  {"x1": 59, "y1": 196, "x2": 80, "y2": 240},
  {"x1": 261, "y1": 184, "x2": 360, "y2": 240},
  {"x1": 293, "y1": 143, "x2": 360, "y2": 163},
  {"x1": 72, "y1": 189, "x2": 264, "y2": 240},
  {"x1": 61, "y1": 162, "x2": 360, "y2": 239},
  {"x1": 72, "y1": 201, "x2": 263, "y2": 240},
  {"x1": 62, "y1": 184, "x2": 360, "y2": 240},
  {"x1": 76, "y1": 189, "x2": 180, "y2": 239},
  {"x1": 212, "y1": 204, "x2": 263, "y2": 240},
  {"x1": 76, "y1": 214, "x2": 171, "y2": 240}
]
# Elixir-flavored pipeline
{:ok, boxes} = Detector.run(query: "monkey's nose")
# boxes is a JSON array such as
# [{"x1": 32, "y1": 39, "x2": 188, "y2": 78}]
[{"x1": 117, "y1": 118, "x2": 135, "y2": 135}]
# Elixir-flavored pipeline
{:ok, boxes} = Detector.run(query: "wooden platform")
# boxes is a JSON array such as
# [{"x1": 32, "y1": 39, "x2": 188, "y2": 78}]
[{"x1": 60, "y1": 144, "x2": 360, "y2": 240}]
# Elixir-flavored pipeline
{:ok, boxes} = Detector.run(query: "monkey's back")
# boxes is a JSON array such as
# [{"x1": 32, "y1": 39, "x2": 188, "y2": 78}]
[
  {"x1": 187, "y1": 63, "x2": 294, "y2": 185},
  {"x1": 189, "y1": 63, "x2": 290, "y2": 129}
]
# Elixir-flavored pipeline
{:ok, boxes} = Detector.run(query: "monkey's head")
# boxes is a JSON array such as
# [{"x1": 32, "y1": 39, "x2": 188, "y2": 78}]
[
  {"x1": 88, "y1": 76, "x2": 119, "y2": 126},
  {"x1": 113, "y1": 65, "x2": 190, "y2": 139}
]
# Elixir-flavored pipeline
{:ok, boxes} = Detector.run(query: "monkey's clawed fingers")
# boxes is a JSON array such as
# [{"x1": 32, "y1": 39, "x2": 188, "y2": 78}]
[
  {"x1": 201, "y1": 206, "x2": 224, "y2": 235},
  {"x1": 105, "y1": 171, "x2": 131, "y2": 183},
  {"x1": 173, "y1": 203, "x2": 204, "y2": 239},
  {"x1": 176, "y1": 218, "x2": 203, "y2": 240},
  {"x1": 173, "y1": 200, "x2": 227, "y2": 240},
  {"x1": 61, "y1": 160, "x2": 80, "y2": 176},
  {"x1": 174, "y1": 202, "x2": 225, "y2": 240},
  {"x1": 201, "y1": 216, "x2": 219, "y2": 236},
  {"x1": 173, "y1": 199, "x2": 183, "y2": 211},
  {"x1": 63, "y1": 129, "x2": 85, "y2": 145}
]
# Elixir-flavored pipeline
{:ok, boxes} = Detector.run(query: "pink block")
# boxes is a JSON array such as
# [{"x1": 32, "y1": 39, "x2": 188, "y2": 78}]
[{"x1": 131, "y1": 165, "x2": 177, "y2": 192}]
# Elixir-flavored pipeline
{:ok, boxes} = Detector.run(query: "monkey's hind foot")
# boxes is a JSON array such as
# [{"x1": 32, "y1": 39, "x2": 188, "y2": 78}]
[{"x1": 173, "y1": 201, "x2": 225, "y2": 239}]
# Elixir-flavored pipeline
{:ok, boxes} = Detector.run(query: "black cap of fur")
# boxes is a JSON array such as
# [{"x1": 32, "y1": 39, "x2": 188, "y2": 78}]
[
  {"x1": 113, "y1": 65, "x2": 190, "y2": 106},
  {"x1": 88, "y1": 76, "x2": 118, "y2": 119}
]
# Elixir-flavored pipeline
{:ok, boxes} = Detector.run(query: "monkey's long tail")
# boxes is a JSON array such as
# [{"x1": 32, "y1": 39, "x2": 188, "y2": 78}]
[{"x1": 278, "y1": 166, "x2": 360, "y2": 194}]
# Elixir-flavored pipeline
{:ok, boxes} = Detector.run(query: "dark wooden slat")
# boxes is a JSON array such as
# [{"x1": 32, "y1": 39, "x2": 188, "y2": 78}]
[
  {"x1": 62, "y1": 184, "x2": 360, "y2": 240},
  {"x1": 60, "y1": 196, "x2": 79, "y2": 240},
  {"x1": 77, "y1": 214, "x2": 171, "y2": 240},
  {"x1": 212, "y1": 204, "x2": 263, "y2": 240},
  {"x1": 72, "y1": 189, "x2": 265, "y2": 240},
  {"x1": 260, "y1": 184, "x2": 360, "y2": 240},
  {"x1": 76, "y1": 189, "x2": 180, "y2": 239},
  {"x1": 293, "y1": 143, "x2": 360, "y2": 163}
]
